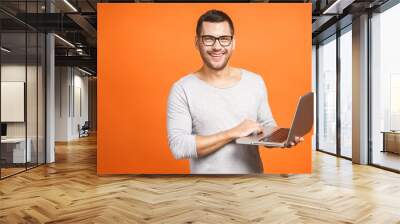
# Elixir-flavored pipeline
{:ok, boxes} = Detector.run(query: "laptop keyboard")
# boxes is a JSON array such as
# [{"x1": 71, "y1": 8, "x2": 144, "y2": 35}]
[{"x1": 260, "y1": 128, "x2": 289, "y2": 143}]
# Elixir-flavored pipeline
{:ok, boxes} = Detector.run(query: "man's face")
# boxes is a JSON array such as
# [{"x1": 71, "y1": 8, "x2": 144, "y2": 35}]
[{"x1": 196, "y1": 21, "x2": 235, "y2": 71}]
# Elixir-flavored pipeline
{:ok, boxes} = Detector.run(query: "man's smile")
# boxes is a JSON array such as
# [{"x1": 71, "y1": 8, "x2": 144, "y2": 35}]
[{"x1": 208, "y1": 51, "x2": 225, "y2": 61}]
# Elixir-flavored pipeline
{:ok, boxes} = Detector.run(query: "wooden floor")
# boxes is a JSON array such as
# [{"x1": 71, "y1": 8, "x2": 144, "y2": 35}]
[
  {"x1": 372, "y1": 150, "x2": 400, "y2": 171},
  {"x1": 1, "y1": 167, "x2": 26, "y2": 178},
  {"x1": 1, "y1": 135, "x2": 400, "y2": 223}
]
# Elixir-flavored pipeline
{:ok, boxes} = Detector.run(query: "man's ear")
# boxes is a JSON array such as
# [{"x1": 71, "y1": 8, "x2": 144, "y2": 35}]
[
  {"x1": 232, "y1": 37, "x2": 236, "y2": 50},
  {"x1": 195, "y1": 36, "x2": 199, "y2": 50}
]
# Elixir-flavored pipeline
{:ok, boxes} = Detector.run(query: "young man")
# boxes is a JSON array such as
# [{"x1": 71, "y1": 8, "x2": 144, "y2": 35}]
[{"x1": 167, "y1": 9, "x2": 302, "y2": 174}]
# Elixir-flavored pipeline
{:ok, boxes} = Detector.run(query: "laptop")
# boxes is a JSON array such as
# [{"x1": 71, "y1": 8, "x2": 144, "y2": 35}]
[{"x1": 236, "y1": 92, "x2": 314, "y2": 147}]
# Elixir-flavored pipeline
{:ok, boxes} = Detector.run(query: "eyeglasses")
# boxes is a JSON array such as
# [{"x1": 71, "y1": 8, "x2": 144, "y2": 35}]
[{"x1": 200, "y1": 35, "x2": 233, "y2": 47}]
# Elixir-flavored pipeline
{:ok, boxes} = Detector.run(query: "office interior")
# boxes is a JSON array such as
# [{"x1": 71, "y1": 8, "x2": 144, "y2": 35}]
[
  {"x1": 0, "y1": 0, "x2": 400, "y2": 223},
  {"x1": 0, "y1": 0, "x2": 97, "y2": 179}
]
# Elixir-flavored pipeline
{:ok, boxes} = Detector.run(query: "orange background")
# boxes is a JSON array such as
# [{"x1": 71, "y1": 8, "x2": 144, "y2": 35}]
[{"x1": 97, "y1": 3, "x2": 312, "y2": 174}]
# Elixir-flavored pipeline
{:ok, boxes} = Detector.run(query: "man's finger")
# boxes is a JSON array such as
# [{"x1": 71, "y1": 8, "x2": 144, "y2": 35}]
[
  {"x1": 300, "y1": 137, "x2": 304, "y2": 141},
  {"x1": 290, "y1": 142, "x2": 295, "y2": 146}
]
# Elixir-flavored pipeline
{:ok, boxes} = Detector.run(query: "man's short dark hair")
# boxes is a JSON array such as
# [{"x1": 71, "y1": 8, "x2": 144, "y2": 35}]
[{"x1": 196, "y1": 9, "x2": 234, "y2": 37}]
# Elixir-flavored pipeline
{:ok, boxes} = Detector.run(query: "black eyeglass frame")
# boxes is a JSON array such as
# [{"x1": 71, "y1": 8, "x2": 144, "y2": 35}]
[{"x1": 199, "y1": 35, "x2": 233, "y2": 47}]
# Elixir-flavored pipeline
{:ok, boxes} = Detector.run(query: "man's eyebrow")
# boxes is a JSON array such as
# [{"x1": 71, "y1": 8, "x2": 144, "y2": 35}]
[{"x1": 201, "y1": 34, "x2": 231, "y2": 36}]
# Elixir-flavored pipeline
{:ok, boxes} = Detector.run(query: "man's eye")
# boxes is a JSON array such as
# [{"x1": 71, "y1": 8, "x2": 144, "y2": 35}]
[{"x1": 220, "y1": 37, "x2": 231, "y2": 41}]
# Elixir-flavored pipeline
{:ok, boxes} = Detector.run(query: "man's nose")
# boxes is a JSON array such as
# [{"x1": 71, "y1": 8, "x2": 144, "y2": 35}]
[{"x1": 212, "y1": 39, "x2": 223, "y2": 50}]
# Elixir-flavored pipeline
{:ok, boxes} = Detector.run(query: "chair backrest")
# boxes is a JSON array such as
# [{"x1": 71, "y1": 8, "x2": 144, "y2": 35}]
[{"x1": 82, "y1": 121, "x2": 90, "y2": 129}]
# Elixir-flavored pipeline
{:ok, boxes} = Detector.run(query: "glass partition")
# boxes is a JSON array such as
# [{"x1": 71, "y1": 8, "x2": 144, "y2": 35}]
[
  {"x1": 371, "y1": 3, "x2": 400, "y2": 171},
  {"x1": 0, "y1": 1, "x2": 46, "y2": 179},
  {"x1": 339, "y1": 27, "x2": 352, "y2": 158},
  {"x1": 1, "y1": 30, "x2": 28, "y2": 177},
  {"x1": 317, "y1": 35, "x2": 337, "y2": 155}
]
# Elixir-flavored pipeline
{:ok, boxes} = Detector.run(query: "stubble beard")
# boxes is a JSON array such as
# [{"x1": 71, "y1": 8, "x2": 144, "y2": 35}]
[{"x1": 200, "y1": 49, "x2": 231, "y2": 71}]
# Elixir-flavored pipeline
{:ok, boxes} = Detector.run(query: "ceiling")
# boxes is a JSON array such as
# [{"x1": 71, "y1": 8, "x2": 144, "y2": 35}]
[{"x1": 0, "y1": 0, "x2": 394, "y2": 75}]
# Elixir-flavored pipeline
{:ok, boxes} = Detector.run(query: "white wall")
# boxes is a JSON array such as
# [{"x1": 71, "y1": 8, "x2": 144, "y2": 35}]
[
  {"x1": 55, "y1": 67, "x2": 70, "y2": 141},
  {"x1": 1, "y1": 65, "x2": 26, "y2": 135},
  {"x1": 1, "y1": 65, "x2": 40, "y2": 138},
  {"x1": 55, "y1": 67, "x2": 89, "y2": 141},
  {"x1": 1, "y1": 63, "x2": 46, "y2": 164},
  {"x1": 72, "y1": 73, "x2": 89, "y2": 138}
]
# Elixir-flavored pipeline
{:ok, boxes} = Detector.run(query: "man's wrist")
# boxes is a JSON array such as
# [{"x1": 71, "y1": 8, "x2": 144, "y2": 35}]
[{"x1": 223, "y1": 129, "x2": 237, "y2": 140}]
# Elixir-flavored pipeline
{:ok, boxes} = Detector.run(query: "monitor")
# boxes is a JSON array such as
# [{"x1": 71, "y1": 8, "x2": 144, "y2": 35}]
[{"x1": 1, "y1": 123, "x2": 7, "y2": 137}]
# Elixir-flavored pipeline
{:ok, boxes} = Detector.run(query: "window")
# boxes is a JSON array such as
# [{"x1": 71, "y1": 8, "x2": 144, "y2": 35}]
[
  {"x1": 339, "y1": 27, "x2": 352, "y2": 158},
  {"x1": 371, "y1": 3, "x2": 400, "y2": 171},
  {"x1": 317, "y1": 35, "x2": 337, "y2": 154}
]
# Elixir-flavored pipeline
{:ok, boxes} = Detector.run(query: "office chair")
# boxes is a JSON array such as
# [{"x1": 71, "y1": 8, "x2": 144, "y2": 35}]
[{"x1": 79, "y1": 121, "x2": 90, "y2": 138}]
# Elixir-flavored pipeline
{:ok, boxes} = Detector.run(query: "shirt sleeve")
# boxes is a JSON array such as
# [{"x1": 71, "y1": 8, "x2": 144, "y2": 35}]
[
  {"x1": 166, "y1": 83, "x2": 198, "y2": 160},
  {"x1": 257, "y1": 75, "x2": 277, "y2": 128}
]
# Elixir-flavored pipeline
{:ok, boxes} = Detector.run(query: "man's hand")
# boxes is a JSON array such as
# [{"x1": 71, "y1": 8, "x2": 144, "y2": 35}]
[
  {"x1": 228, "y1": 119, "x2": 264, "y2": 138},
  {"x1": 194, "y1": 119, "x2": 264, "y2": 158},
  {"x1": 264, "y1": 136, "x2": 304, "y2": 148},
  {"x1": 290, "y1": 136, "x2": 304, "y2": 146},
  {"x1": 285, "y1": 136, "x2": 304, "y2": 148}
]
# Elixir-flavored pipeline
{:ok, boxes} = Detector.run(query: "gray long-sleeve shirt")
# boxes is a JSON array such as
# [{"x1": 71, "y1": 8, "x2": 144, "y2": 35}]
[{"x1": 166, "y1": 68, "x2": 276, "y2": 174}]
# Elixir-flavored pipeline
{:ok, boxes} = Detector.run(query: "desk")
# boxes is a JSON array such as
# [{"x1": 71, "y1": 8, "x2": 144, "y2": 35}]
[
  {"x1": 1, "y1": 138, "x2": 31, "y2": 164},
  {"x1": 381, "y1": 131, "x2": 400, "y2": 154}
]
